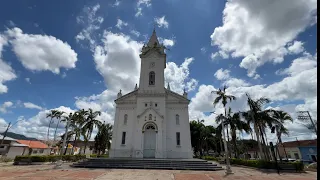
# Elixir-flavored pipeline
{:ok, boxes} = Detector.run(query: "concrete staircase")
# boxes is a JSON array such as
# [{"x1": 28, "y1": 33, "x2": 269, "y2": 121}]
[{"x1": 71, "y1": 158, "x2": 223, "y2": 171}]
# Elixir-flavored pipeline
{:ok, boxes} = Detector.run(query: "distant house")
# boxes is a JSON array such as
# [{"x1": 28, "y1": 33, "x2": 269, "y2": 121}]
[
  {"x1": 0, "y1": 135, "x2": 29, "y2": 159},
  {"x1": 16, "y1": 140, "x2": 50, "y2": 156},
  {"x1": 297, "y1": 139, "x2": 317, "y2": 162},
  {"x1": 64, "y1": 140, "x2": 96, "y2": 155},
  {"x1": 277, "y1": 139, "x2": 317, "y2": 163},
  {"x1": 244, "y1": 148, "x2": 259, "y2": 159}
]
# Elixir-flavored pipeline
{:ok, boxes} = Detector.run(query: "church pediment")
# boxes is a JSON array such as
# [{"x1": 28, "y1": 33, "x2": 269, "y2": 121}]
[
  {"x1": 137, "y1": 107, "x2": 164, "y2": 119},
  {"x1": 115, "y1": 89, "x2": 137, "y2": 103},
  {"x1": 166, "y1": 89, "x2": 190, "y2": 104}
]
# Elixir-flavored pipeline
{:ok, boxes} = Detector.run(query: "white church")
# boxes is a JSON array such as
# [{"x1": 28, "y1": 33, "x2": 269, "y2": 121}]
[{"x1": 109, "y1": 29, "x2": 193, "y2": 159}]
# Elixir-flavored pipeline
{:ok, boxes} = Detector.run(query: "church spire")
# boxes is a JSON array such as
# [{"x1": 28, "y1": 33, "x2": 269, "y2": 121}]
[
  {"x1": 147, "y1": 27, "x2": 160, "y2": 47},
  {"x1": 167, "y1": 82, "x2": 170, "y2": 90}
]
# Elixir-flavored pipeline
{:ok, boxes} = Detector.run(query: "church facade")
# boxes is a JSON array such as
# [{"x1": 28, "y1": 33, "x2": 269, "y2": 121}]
[{"x1": 109, "y1": 29, "x2": 193, "y2": 159}]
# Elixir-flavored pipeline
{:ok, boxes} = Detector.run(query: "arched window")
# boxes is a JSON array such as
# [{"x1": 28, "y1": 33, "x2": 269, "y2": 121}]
[
  {"x1": 124, "y1": 114, "x2": 128, "y2": 125},
  {"x1": 149, "y1": 114, "x2": 152, "y2": 120},
  {"x1": 149, "y1": 71, "x2": 155, "y2": 85},
  {"x1": 176, "y1": 114, "x2": 180, "y2": 125}
]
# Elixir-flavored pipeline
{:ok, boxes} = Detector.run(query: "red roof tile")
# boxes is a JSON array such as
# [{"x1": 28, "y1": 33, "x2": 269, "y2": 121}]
[
  {"x1": 279, "y1": 139, "x2": 317, "y2": 148},
  {"x1": 16, "y1": 140, "x2": 49, "y2": 149}
]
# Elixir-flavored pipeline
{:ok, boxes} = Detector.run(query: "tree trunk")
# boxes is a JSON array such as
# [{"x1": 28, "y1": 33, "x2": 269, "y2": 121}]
[
  {"x1": 231, "y1": 129, "x2": 238, "y2": 158},
  {"x1": 254, "y1": 123, "x2": 264, "y2": 160},
  {"x1": 46, "y1": 118, "x2": 53, "y2": 144},
  {"x1": 259, "y1": 126, "x2": 269, "y2": 161},
  {"x1": 72, "y1": 135, "x2": 77, "y2": 155},
  {"x1": 53, "y1": 120, "x2": 60, "y2": 141}
]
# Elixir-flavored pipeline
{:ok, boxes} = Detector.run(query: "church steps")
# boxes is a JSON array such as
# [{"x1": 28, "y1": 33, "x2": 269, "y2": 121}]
[{"x1": 71, "y1": 158, "x2": 223, "y2": 171}]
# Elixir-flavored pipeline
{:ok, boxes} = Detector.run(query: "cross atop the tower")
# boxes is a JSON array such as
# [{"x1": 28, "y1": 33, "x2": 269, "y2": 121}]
[{"x1": 147, "y1": 26, "x2": 160, "y2": 47}]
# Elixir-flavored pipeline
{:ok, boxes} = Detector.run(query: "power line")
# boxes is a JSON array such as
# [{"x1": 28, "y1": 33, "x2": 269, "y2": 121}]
[{"x1": 297, "y1": 111, "x2": 317, "y2": 135}]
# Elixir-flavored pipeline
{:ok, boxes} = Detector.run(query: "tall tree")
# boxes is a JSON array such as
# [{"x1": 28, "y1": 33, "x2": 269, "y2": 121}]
[
  {"x1": 53, "y1": 111, "x2": 65, "y2": 141},
  {"x1": 82, "y1": 108, "x2": 102, "y2": 154},
  {"x1": 190, "y1": 120, "x2": 219, "y2": 157},
  {"x1": 270, "y1": 110, "x2": 293, "y2": 160},
  {"x1": 242, "y1": 93, "x2": 278, "y2": 160},
  {"x1": 46, "y1": 110, "x2": 59, "y2": 144},
  {"x1": 60, "y1": 112, "x2": 75, "y2": 155},
  {"x1": 94, "y1": 122, "x2": 112, "y2": 155},
  {"x1": 212, "y1": 85, "x2": 236, "y2": 159},
  {"x1": 225, "y1": 108, "x2": 251, "y2": 158}
]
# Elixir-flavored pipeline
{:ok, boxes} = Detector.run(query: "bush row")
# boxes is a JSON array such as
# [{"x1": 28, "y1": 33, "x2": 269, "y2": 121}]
[
  {"x1": 90, "y1": 154, "x2": 109, "y2": 158},
  {"x1": 229, "y1": 158, "x2": 304, "y2": 171},
  {"x1": 14, "y1": 155, "x2": 86, "y2": 163},
  {"x1": 200, "y1": 156, "x2": 304, "y2": 172},
  {"x1": 202, "y1": 156, "x2": 219, "y2": 161}
]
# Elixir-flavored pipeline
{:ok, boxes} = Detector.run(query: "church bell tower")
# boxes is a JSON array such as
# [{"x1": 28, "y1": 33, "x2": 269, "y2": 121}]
[{"x1": 138, "y1": 28, "x2": 166, "y2": 93}]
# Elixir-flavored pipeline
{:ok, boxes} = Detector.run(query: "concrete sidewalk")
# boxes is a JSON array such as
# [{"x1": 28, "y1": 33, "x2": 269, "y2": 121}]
[{"x1": 0, "y1": 164, "x2": 316, "y2": 180}]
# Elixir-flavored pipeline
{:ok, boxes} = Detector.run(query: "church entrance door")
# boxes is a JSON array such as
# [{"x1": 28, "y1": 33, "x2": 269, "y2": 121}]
[{"x1": 143, "y1": 124, "x2": 156, "y2": 158}]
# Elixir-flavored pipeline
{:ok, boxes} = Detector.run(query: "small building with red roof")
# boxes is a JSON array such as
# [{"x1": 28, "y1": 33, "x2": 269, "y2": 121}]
[{"x1": 16, "y1": 140, "x2": 50, "y2": 155}]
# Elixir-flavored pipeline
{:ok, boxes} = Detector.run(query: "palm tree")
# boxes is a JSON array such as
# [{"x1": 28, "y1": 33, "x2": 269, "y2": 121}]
[
  {"x1": 46, "y1": 110, "x2": 59, "y2": 144},
  {"x1": 53, "y1": 111, "x2": 65, "y2": 141},
  {"x1": 212, "y1": 85, "x2": 236, "y2": 174},
  {"x1": 270, "y1": 110, "x2": 293, "y2": 160},
  {"x1": 69, "y1": 111, "x2": 86, "y2": 154},
  {"x1": 225, "y1": 108, "x2": 251, "y2": 158},
  {"x1": 60, "y1": 112, "x2": 75, "y2": 155},
  {"x1": 242, "y1": 93, "x2": 277, "y2": 160},
  {"x1": 82, "y1": 108, "x2": 102, "y2": 154}
]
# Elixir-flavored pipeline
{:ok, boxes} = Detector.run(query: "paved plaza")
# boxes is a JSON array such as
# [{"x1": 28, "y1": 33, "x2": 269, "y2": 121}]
[{"x1": 0, "y1": 163, "x2": 317, "y2": 180}]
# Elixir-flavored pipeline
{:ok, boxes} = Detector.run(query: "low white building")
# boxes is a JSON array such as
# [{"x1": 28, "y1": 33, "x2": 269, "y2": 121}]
[
  {"x1": 109, "y1": 29, "x2": 193, "y2": 159},
  {"x1": 0, "y1": 135, "x2": 28, "y2": 159}
]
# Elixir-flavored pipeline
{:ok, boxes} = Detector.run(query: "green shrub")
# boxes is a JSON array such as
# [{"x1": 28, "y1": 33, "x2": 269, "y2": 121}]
[
  {"x1": 14, "y1": 155, "x2": 86, "y2": 163},
  {"x1": 229, "y1": 158, "x2": 304, "y2": 171},
  {"x1": 202, "y1": 156, "x2": 218, "y2": 161},
  {"x1": 90, "y1": 154, "x2": 97, "y2": 158},
  {"x1": 90, "y1": 154, "x2": 109, "y2": 158}
]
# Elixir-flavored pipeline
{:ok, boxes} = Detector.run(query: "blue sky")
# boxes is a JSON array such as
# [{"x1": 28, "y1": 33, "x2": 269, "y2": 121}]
[{"x1": 0, "y1": 0, "x2": 317, "y2": 141}]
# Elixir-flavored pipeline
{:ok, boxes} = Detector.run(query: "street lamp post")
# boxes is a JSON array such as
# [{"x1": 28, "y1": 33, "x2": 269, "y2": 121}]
[
  {"x1": 297, "y1": 111, "x2": 317, "y2": 135},
  {"x1": 1, "y1": 120, "x2": 23, "y2": 146},
  {"x1": 210, "y1": 111, "x2": 233, "y2": 174}
]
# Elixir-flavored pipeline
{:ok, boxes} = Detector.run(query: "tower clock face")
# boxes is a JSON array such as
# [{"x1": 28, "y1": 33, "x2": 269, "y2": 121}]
[{"x1": 150, "y1": 62, "x2": 155, "y2": 68}]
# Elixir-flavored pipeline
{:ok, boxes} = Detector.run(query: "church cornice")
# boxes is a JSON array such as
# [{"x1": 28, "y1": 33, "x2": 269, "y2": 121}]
[{"x1": 136, "y1": 91, "x2": 166, "y2": 97}]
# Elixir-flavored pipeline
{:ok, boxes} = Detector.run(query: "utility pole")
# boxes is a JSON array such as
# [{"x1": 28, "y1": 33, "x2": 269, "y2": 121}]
[
  {"x1": 297, "y1": 111, "x2": 317, "y2": 135},
  {"x1": 0, "y1": 122, "x2": 11, "y2": 146}
]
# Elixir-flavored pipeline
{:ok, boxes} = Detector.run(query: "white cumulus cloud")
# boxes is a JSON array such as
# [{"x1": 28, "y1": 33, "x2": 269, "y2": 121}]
[
  {"x1": 6, "y1": 28, "x2": 78, "y2": 74},
  {"x1": 76, "y1": 4, "x2": 104, "y2": 50},
  {"x1": 23, "y1": 102, "x2": 43, "y2": 110},
  {"x1": 155, "y1": 16, "x2": 169, "y2": 28},
  {"x1": 0, "y1": 35, "x2": 17, "y2": 94},
  {"x1": 165, "y1": 57, "x2": 198, "y2": 93},
  {"x1": 135, "y1": 0, "x2": 151, "y2": 17},
  {"x1": 115, "y1": 19, "x2": 128, "y2": 29},
  {"x1": 0, "y1": 101, "x2": 13, "y2": 113},
  {"x1": 288, "y1": 41, "x2": 305, "y2": 54},
  {"x1": 211, "y1": 0, "x2": 317, "y2": 78}
]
